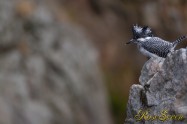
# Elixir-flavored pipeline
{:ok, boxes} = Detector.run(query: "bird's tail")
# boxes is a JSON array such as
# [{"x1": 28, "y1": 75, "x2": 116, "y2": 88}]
[{"x1": 172, "y1": 35, "x2": 187, "y2": 48}]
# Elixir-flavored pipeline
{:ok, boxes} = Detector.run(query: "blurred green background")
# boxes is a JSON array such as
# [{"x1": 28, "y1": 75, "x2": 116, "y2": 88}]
[{"x1": 1, "y1": 0, "x2": 187, "y2": 124}]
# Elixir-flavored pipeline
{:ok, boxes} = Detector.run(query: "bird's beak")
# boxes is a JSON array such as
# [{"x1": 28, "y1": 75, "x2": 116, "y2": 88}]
[{"x1": 126, "y1": 39, "x2": 134, "y2": 45}]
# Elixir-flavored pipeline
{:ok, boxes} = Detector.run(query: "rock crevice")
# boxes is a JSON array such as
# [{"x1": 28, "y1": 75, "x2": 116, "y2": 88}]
[{"x1": 125, "y1": 49, "x2": 187, "y2": 124}]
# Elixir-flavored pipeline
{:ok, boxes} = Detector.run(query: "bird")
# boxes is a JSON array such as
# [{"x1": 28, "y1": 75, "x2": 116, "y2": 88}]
[{"x1": 126, "y1": 24, "x2": 187, "y2": 58}]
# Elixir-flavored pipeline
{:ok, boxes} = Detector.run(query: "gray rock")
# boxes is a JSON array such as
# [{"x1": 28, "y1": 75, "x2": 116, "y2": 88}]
[
  {"x1": 125, "y1": 49, "x2": 187, "y2": 124},
  {"x1": 0, "y1": 0, "x2": 112, "y2": 124},
  {"x1": 139, "y1": 57, "x2": 164, "y2": 86}
]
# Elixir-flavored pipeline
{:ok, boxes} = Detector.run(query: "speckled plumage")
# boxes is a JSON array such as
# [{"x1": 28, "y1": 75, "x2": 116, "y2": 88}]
[{"x1": 127, "y1": 25, "x2": 187, "y2": 58}]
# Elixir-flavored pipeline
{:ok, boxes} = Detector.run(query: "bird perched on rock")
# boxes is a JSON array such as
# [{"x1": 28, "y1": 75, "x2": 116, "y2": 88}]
[{"x1": 126, "y1": 24, "x2": 187, "y2": 58}]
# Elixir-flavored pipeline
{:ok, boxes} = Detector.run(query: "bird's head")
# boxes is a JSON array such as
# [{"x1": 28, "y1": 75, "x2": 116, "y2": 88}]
[{"x1": 126, "y1": 24, "x2": 154, "y2": 44}]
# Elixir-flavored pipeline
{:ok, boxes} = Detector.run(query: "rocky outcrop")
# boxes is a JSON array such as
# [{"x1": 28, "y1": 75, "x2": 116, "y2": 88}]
[
  {"x1": 125, "y1": 49, "x2": 187, "y2": 124},
  {"x1": 0, "y1": 0, "x2": 112, "y2": 124}
]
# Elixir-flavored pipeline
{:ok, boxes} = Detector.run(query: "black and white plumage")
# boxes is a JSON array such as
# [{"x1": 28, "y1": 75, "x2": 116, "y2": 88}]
[{"x1": 126, "y1": 24, "x2": 187, "y2": 58}]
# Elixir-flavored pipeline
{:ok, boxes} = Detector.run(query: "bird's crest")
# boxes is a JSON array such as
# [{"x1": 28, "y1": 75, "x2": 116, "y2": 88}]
[{"x1": 132, "y1": 24, "x2": 154, "y2": 39}]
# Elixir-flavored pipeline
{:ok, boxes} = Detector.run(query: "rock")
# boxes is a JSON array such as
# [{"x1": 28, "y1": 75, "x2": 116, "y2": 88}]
[
  {"x1": 139, "y1": 57, "x2": 164, "y2": 86},
  {"x1": 0, "y1": 0, "x2": 112, "y2": 124},
  {"x1": 125, "y1": 49, "x2": 187, "y2": 124},
  {"x1": 125, "y1": 84, "x2": 144, "y2": 124}
]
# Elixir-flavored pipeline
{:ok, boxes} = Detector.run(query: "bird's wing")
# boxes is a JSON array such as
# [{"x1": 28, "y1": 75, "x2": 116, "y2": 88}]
[{"x1": 141, "y1": 37, "x2": 171, "y2": 57}]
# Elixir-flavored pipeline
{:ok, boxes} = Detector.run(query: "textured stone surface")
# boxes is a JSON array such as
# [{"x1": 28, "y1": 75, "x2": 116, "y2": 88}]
[
  {"x1": 0, "y1": 0, "x2": 112, "y2": 124},
  {"x1": 125, "y1": 49, "x2": 187, "y2": 124}
]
